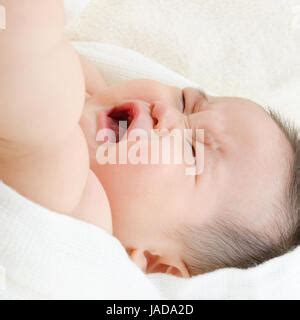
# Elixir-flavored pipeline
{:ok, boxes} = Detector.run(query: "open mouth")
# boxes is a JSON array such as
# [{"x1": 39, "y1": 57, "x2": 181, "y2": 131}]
[{"x1": 106, "y1": 103, "x2": 138, "y2": 143}]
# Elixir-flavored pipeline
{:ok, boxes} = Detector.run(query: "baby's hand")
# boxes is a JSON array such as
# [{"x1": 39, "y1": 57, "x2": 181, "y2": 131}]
[{"x1": 80, "y1": 56, "x2": 107, "y2": 97}]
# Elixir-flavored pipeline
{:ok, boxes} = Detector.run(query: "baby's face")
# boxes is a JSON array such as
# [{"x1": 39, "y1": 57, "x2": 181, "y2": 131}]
[{"x1": 81, "y1": 79, "x2": 289, "y2": 273}]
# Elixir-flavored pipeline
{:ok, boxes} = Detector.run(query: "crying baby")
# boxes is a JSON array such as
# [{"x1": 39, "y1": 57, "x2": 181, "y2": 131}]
[
  {"x1": 81, "y1": 76, "x2": 300, "y2": 277},
  {"x1": 1, "y1": 0, "x2": 298, "y2": 278}
]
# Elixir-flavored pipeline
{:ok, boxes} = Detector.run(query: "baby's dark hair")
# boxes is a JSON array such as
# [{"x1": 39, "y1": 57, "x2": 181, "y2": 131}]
[{"x1": 180, "y1": 110, "x2": 300, "y2": 276}]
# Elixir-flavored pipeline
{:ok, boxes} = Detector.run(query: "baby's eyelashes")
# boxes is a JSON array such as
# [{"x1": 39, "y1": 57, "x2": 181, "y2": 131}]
[
  {"x1": 185, "y1": 111, "x2": 223, "y2": 150},
  {"x1": 182, "y1": 88, "x2": 209, "y2": 115}
]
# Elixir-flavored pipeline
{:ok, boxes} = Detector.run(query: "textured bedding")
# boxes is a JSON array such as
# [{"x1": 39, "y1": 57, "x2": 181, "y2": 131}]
[{"x1": 66, "y1": 0, "x2": 300, "y2": 125}]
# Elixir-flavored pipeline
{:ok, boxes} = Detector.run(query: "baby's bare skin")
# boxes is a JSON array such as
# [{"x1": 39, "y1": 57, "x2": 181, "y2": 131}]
[{"x1": 0, "y1": 0, "x2": 112, "y2": 232}]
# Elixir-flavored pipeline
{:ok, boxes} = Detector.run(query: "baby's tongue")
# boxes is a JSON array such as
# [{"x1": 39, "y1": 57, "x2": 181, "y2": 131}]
[{"x1": 107, "y1": 117, "x2": 128, "y2": 143}]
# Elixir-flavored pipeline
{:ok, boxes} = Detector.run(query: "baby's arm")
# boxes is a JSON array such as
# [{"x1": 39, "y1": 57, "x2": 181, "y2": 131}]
[
  {"x1": 0, "y1": 1, "x2": 90, "y2": 214},
  {"x1": 0, "y1": 0, "x2": 84, "y2": 146}
]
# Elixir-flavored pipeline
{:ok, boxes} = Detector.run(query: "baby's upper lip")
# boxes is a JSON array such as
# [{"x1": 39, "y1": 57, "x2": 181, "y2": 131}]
[{"x1": 97, "y1": 101, "x2": 154, "y2": 142}]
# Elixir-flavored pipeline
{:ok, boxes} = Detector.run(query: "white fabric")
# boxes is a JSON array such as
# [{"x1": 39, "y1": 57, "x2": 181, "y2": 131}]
[
  {"x1": 67, "y1": 0, "x2": 300, "y2": 126},
  {"x1": 149, "y1": 247, "x2": 300, "y2": 300},
  {"x1": 73, "y1": 42, "x2": 197, "y2": 89},
  {"x1": 0, "y1": 182, "x2": 161, "y2": 300}
]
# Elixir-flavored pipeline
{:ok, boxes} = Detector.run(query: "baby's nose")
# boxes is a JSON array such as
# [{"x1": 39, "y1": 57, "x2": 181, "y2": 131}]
[{"x1": 151, "y1": 101, "x2": 185, "y2": 131}]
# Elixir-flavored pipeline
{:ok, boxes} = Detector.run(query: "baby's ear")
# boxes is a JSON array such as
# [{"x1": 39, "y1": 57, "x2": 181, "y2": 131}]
[
  {"x1": 129, "y1": 249, "x2": 190, "y2": 278},
  {"x1": 128, "y1": 249, "x2": 148, "y2": 273}
]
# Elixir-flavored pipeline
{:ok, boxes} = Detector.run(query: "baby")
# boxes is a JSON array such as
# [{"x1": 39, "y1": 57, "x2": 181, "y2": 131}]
[
  {"x1": 81, "y1": 79, "x2": 300, "y2": 276},
  {"x1": 0, "y1": 1, "x2": 299, "y2": 277}
]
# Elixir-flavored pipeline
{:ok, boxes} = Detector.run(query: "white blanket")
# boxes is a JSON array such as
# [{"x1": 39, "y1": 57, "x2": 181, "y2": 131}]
[
  {"x1": 38, "y1": 0, "x2": 299, "y2": 300},
  {"x1": 66, "y1": 0, "x2": 300, "y2": 126},
  {"x1": 0, "y1": 182, "x2": 161, "y2": 300}
]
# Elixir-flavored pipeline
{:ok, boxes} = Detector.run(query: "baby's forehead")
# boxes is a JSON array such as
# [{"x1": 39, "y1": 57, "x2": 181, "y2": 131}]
[
  {"x1": 192, "y1": 97, "x2": 295, "y2": 232},
  {"x1": 209, "y1": 98, "x2": 291, "y2": 178},
  {"x1": 217, "y1": 97, "x2": 288, "y2": 144},
  {"x1": 198, "y1": 97, "x2": 284, "y2": 149}
]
